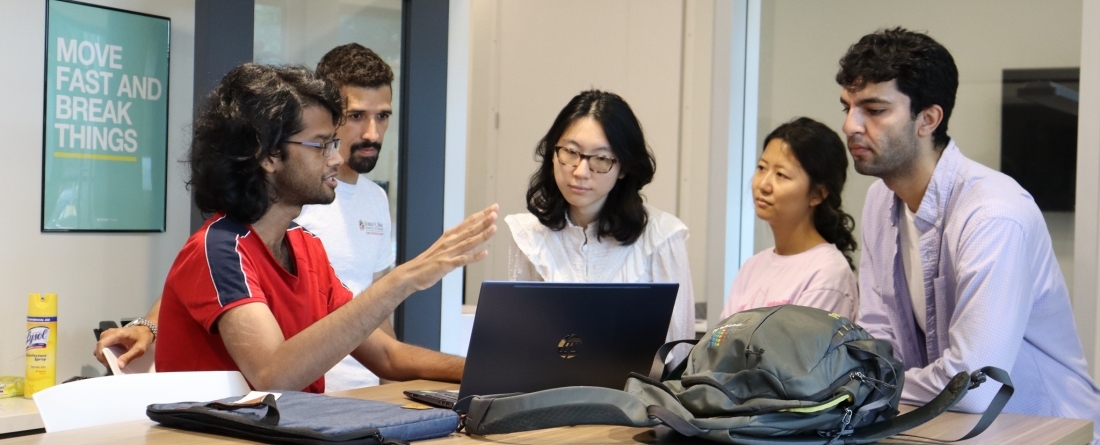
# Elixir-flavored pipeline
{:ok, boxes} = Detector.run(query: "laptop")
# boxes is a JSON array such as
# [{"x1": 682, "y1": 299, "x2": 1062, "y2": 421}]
[{"x1": 405, "y1": 281, "x2": 678, "y2": 411}]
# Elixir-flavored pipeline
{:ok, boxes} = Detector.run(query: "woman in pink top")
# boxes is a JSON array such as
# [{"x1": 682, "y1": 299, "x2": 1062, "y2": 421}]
[{"x1": 720, "y1": 117, "x2": 859, "y2": 320}]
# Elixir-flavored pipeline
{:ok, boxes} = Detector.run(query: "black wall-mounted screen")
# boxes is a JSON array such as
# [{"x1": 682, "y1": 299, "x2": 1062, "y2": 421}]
[{"x1": 1001, "y1": 68, "x2": 1078, "y2": 212}]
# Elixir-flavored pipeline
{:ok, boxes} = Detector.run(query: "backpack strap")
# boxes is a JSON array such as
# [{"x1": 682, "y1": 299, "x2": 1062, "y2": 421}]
[
  {"x1": 463, "y1": 386, "x2": 663, "y2": 435},
  {"x1": 646, "y1": 405, "x2": 705, "y2": 437},
  {"x1": 465, "y1": 338, "x2": 705, "y2": 437},
  {"x1": 648, "y1": 339, "x2": 698, "y2": 381},
  {"x1": 845, "y1": 366, "x2": 1014, "y2": 444},
  {"x1": 463, "y1": 374, "x2": 702, "y2": 437}
]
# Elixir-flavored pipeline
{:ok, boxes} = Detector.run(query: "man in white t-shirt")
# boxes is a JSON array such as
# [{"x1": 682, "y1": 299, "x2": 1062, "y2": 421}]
[
  {"x1": 94, "y1": 44, "x2": 466, "y2": 390},
  {"x1": 298, "y1": 43, "x2": 401, "y2": 390}
]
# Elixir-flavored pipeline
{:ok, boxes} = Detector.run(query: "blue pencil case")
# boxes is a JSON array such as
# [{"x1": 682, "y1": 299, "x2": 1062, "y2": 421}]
[{"x1": 147, "y1": 390, "x2": 459, "y2": 444}]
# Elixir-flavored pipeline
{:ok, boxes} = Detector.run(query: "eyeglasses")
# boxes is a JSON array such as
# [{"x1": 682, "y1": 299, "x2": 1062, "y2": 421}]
[
  {"x1": 286, "y1": 138, "x2": 341, "y2": 157},
  {"x1": 555, "y1": 146, "x2": 618, "y2": 174}
]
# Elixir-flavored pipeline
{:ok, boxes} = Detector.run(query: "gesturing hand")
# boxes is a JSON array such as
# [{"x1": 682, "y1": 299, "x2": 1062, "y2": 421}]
[{"x1": 399, "y1": 204, "x2": 498, "y2": 292}]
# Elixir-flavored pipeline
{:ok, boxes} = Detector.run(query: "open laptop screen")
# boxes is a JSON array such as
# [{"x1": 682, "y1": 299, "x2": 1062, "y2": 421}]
[{"x1": 456, "y1": 281, "x2": 678, "y2": 404}]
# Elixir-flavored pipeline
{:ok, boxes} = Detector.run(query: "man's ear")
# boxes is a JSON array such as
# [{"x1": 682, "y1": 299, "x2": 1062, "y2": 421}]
[
  {"x1": 259, "y1": 153, "x2": 280, "y2": 174},
  {"x1": 917, "y1": 104, "x2": 944, "y2": 139}
]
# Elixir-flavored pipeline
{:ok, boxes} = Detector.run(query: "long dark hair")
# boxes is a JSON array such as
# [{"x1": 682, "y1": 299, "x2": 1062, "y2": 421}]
[
  {"x1": 188, "y1": 63, "x2": 342, "y2": 224},
  {"x1": 764, "y1": 117, "x2": 857, "y2": 270},
  {"x1": 526, "y1": 90, "x2": 656, "y2": 245}
]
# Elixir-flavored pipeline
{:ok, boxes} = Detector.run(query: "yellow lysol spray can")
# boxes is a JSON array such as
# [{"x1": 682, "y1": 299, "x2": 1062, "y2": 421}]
[{"x1": 26, "y1": 293, "x2": 57, "y2": 398}]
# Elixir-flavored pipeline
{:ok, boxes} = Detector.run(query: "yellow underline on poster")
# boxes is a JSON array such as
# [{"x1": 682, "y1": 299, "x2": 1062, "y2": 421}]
[{"x1": 53, "y1": 152, "x2": 137, "y2": 162}]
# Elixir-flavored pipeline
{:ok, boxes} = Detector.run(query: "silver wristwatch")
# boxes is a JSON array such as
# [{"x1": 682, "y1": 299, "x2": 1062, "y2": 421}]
[{"x1": 125, "y1": 317, "x2": 158, "y2": 343}]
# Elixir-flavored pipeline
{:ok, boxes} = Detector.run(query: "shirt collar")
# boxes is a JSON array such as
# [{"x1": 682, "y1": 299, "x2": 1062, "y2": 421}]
[
  {"x1": 564, "y1": 211, "x2": 599, "y2": 238},
  {"x1": 914, "y1": 139, "x2": 962, "y2": 231}
]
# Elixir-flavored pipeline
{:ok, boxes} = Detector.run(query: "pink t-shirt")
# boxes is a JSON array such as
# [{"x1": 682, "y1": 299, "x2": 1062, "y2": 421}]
[{"x1": 720, "y1": 243, "x2": 858, "y2": 321}]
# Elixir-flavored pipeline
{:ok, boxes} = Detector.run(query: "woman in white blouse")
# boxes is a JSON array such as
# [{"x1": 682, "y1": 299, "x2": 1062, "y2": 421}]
[{"x1": 504, "y1": 90, "x2": 695, "y2": 360}]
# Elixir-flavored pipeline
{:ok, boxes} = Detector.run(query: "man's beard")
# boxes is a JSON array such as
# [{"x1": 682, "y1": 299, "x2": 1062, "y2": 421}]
[
  {"x1": 274, "y1": 166, "x2": 336, "y2": 207},
  {"x1": 346, "y1": 141, "x2": 382, "y2": 174},
  {"x1": 851, "y1": 119, "x2": 920, "y2": 179}
]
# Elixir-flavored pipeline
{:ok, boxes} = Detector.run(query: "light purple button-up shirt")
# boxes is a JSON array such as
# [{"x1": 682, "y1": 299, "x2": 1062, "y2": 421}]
[{"x1": 858, "y1": 141, "x2": 1100, "y2": 442}]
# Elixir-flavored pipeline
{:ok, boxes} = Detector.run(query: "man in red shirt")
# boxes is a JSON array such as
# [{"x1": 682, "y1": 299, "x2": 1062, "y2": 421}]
[{"x1": 153, "y1": 63, "x2": 496, "y2": 392}]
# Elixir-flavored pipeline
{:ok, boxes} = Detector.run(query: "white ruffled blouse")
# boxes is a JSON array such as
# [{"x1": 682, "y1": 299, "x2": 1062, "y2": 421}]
[{"x1": 504, "y1": 206, "x2": 696, "y2": 355}]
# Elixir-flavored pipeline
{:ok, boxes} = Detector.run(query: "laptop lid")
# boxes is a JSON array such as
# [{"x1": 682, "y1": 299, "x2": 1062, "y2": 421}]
[{"x1": 457, "y1": 281, "x2": 678, "y2": 405}]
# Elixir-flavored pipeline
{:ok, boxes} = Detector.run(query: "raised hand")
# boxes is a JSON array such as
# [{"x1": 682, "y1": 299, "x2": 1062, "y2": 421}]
[{"x1": 397, "y1": 204, "x2": 498, "y2": 292}]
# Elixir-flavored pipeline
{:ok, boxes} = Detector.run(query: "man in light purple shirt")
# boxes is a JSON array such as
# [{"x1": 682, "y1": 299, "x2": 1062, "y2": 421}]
[{"x1": 837, "y1": 28, "x2": 1100, "y2": 441}]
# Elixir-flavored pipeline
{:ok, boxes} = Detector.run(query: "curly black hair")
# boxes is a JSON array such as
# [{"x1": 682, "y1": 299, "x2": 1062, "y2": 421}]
[
  {"x1": 316, "y1": 43, "x2": 394, "y2": 90},
  {"x1": 836, "y1": 27, "x2": 958, "y2": 149},
  {"x1": 188, "y1": 63, "x2": 342, "y2": 224},
  {"x1": 526, "y1": 90, "x2": 655, "y2": 245},
  {"x1": 764, "y1": 118, "x2": 858, "y2": 270}
]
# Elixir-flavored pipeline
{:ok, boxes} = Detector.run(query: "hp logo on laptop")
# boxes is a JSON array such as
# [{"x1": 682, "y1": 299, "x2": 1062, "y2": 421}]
[{"x1": 557, "y1": 334, "x2": 583, "y2": 359}]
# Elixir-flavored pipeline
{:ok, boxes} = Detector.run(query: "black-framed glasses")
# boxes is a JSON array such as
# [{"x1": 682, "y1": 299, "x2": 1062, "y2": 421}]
[
  {"x1": 555, "y1": 146, "x2": 618, "y2": 174},
  {"x1": 286, "y1": 138, "x2": 341, "y2": 157}
]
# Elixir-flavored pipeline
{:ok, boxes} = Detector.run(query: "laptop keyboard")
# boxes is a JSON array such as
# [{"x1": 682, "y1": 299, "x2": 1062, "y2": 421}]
[
  {"x1": 405, "y1": 389, "x2": 459, "y2": 409},
  {"x1": 432, "y1": 390, "x2": 458, "y2": 404}
]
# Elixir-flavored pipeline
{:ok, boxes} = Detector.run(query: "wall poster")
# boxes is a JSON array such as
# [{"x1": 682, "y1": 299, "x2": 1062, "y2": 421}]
[{"x1": 42, "y1": 0, "x2": 169, "y2": 231}]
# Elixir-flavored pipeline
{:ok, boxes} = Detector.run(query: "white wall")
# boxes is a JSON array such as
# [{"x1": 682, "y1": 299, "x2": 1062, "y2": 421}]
[
  {"x1": 0, "y1": 0, "x2": 194, "y2": 380},
  {"x1": 1075, "y1": 0, "x2": 1100, "y2": 380}
]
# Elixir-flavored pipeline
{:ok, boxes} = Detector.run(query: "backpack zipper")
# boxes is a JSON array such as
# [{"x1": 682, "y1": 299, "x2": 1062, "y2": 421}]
[
  {"x1": 820, "y1": 407, "x2": 855, "y2": 445},
  {"x1": 804, "y1": 372, "x2": 858, "y2": 402},
  {"x1": 850, "y1": 371, "x2": 899, "y2": 401},
  {"x1": 850, "y1": 372, "x2": 897, "y2": 390}
]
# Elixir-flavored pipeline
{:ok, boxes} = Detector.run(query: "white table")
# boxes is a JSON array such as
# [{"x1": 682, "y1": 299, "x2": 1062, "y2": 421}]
[{"x1": 0, "y1": 398, "x2": 42, "y2": 436}]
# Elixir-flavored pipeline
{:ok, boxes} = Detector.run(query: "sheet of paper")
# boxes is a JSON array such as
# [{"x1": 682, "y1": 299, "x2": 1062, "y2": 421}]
[
  {"x1": 232, "y1": 391, "x2": 281, "y2": 404},
  {"x1": 102, "y1": 343, "x2": 156, "y2": 375}
]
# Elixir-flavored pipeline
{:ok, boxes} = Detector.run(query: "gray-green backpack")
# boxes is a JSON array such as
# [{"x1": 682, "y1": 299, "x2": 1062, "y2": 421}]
[{"x1": 463, "y1": 305, "x2": 1013, "y2": 444}]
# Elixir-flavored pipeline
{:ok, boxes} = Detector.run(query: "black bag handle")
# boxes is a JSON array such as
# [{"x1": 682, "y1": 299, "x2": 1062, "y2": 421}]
[
  {"x1": 848, "y1": 366, "x2": 1014, "y2": 443},
  {"x1": 951, "y1": 367, "x2": 1014, "y2": 441},
  {"x1": 646, "y1": 405, "x2": 705, "y2": 437},
  {"x1": 648, "y1": 339, "x2": 698, "y2": 381}
]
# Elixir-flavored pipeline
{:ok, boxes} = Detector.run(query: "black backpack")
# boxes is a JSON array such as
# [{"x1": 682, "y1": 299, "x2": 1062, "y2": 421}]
[{"x1": 463, "y1": 305, "x2": 1013, "y2": 444}]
